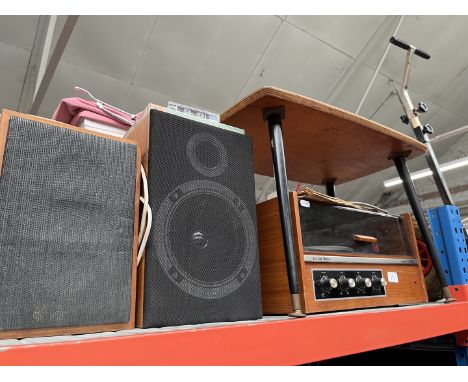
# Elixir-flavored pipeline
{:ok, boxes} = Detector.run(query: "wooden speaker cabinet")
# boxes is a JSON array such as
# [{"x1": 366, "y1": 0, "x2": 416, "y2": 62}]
[
  {"x1": 0, "y1": 110, "x2": 140, "y2": 339},
  {"x1": 126, "y1": 104, "x2": 262, "y2": 328},
  {"x1": 257, "y1": 192, "x2": 428, "y2": 314}
]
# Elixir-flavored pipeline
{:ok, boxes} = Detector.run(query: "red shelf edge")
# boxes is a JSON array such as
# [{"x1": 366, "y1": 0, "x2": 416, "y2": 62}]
[{"x1": 1, "y1": 301, "x2": 467, "y2": 366}]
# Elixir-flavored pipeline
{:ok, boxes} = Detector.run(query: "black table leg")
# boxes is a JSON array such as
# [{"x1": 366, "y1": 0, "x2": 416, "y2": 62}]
[
  {"x1": 393, "y1": 155, "x2": 453, "y2": 301},
  {"x1": 414, "y1": 127, "x2": 455, "y2": 206},
  {"x1": 264, "y1": 107, "x2": 305, "y2": 317},
  {"x1": 324, "y1": 178, "x2": 336, "y2": 197}
]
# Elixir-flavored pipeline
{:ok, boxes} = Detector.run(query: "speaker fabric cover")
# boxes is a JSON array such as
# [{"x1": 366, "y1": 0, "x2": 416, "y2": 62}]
[
  {"x1": 0, "y1": 114, "x2": 138, "y2": 335},
  {"x1": 141, "y1": 109, "x2": 262, "y2": 328}
]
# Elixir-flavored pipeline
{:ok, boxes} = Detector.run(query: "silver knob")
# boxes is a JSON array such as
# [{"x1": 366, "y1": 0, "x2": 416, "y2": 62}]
[
  {"x1": 356, "y1": 276, "x2": 372, "y2": 289},
  {"x1": 320, "y1": 276, "x2": 338, "y2": 292},
  {"x1": 339, "y1": 276, "x2": 356, "y2": 290},
  {"x1": 371, "y1": 276, "x2": 386, "y2": 289}
]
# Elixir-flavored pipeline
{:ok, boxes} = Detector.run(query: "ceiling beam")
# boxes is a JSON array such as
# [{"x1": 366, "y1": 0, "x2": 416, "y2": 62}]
[
  {"x1": 18, "y1": 16, "x2": 56, "y2": 113},
  {"x1": 354, "y1": 15, "x2": 405, "y2": 115},
  {"x1": 29, "y1": 15, "x2": 79, "y2": 115},
  {"x1": 325, "y1": 15, "x2": 395, "y2": 104},
  {"x1": 35, "y1": 16, "x2": 57, "y2": 97}
]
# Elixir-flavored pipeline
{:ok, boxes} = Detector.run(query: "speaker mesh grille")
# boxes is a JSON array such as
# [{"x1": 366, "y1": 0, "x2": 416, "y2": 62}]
[
  {"x1": 143, "y1": 110, "x2": 262, "y2": 328},
  {"x1": 0, "y1": 117, "x2": 137, "y2": 331}
]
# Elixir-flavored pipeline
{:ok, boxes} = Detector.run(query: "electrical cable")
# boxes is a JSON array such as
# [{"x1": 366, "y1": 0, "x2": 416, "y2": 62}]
[
  {"x1": 350, "y1": 201, "x2": 389, "y2": 214},
  {"x1": 75, "y1": 86, "x2": 136, "y2": 126},
  {"x1": 138, "y1": 165, "x2": 149, "y2": 245},
  {"x1": 137, "y1": 165, "x2": 152, "y2": 265},
  {"x1": 137, "y1": 196, "x2": 152, "y2": 265}
]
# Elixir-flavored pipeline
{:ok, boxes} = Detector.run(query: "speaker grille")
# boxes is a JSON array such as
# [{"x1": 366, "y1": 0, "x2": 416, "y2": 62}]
[
  {"x1": 0, "y1": 117, "x2": 137, "y2": 331},
  {"x1": 143, "y1": 110, "x2": 262, "y2": 328}
]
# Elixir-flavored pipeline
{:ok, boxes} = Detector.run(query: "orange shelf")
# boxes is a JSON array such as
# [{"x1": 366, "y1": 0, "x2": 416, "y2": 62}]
[{"x1": 1, "y1": 298, "x2": 467, "y2": 365}]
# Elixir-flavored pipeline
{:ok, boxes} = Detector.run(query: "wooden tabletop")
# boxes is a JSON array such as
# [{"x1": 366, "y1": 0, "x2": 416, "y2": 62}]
[{"x1": 221, "y1": 87, "x2": 426, "y2": 185}]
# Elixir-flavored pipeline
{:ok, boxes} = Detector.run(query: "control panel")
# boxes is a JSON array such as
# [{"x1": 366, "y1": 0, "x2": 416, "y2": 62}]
[{"x1": 312, "y1": 269, "x2": 386, "y2": 300}]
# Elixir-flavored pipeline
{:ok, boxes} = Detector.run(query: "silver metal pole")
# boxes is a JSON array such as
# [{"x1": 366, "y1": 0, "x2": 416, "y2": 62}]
[
  {"x1": 326, "y1": 16, "x2": 395, "y2": 104},
  {"x1": 355, "y1": 15, "x2": 405, "y2": 115},
  {"x1": 432, "y1": 125, "x2": 468, "y2": 142}
]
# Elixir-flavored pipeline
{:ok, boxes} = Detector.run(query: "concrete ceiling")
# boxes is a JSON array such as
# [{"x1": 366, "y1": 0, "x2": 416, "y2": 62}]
[{"x1": 0, "y1": 15, "x2": 467, "y2": 221}]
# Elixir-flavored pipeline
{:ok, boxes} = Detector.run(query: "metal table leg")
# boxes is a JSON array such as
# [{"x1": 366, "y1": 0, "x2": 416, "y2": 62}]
[
  {"x1": 264, "y1": 107, "x2": 304, "y2": 317},
  {"x1": 413, "y1": 128, "x2": 455, "y2": 206},
  {"x1": 324, "y1": 178, "x2": 336, "y2": 197},
  {"x1": 393, "y1": 155, "x2": 453, "y2": 300}
]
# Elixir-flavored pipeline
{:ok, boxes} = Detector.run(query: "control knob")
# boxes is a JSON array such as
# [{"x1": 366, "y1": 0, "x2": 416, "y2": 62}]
[
  {"x1": 319, "y1": 276, "x2": 338, "y2": 292},
  {"x1": 338, "y1": 276, "x2": 356, "y2": 290},
  {"x1": 356, "y1": 276, "x2": 372, "y2": 289},
  {"x1": 371, "y1": 275, "x2": 387, "y2": 289}
]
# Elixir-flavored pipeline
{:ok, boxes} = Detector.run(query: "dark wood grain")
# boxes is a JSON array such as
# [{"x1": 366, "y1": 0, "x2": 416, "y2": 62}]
[
  {"x1": 221, "y1": 87, "x2": 426, "y2": 185},
  {"x1": 256, "y1": 193, "x2": 308, "y2": 314},
  {"x1": 0, "y1": 322, "x2": 136, "y2": 341},
  {"x1": 124, "y1": 104, "x2": 159, "y2": 328},
  {"x1": 0, "y1": 111, "x2": 9, "y2": 173},
  {"x1": 124, "y1": 103, "x2": 163, "y2": 171}
]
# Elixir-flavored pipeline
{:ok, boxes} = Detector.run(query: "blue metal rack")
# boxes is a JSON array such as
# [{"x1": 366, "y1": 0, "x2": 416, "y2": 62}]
[
  {"x1": 428, "y1": 205, "x2": 468, "y2": 286},
  {"x1": 455, "y1": 348, "x2": 468, "y2": 366},
  {"x1": 428, "y1": 205, "x2": 468, "y2": 366}
]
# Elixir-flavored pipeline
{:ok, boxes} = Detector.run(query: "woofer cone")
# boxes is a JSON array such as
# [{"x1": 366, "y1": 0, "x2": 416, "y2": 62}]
[{"x1": 153, "y1": 180, "x2": 257, "y2": 299}]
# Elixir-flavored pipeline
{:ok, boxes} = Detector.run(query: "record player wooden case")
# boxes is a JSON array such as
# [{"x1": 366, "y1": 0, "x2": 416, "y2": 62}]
[{"x1": 256, "y1": 193, "x2": 428, "y2": 314}]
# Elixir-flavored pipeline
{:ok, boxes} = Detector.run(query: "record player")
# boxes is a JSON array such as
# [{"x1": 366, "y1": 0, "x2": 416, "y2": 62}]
[{"x1": 256, "y1": 191, "x2": 428, "y2": 314}]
